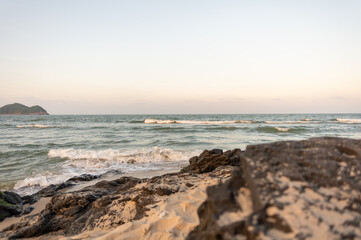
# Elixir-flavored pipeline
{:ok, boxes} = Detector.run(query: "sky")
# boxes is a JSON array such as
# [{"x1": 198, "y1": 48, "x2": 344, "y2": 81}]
[{"x1": 0, "y1": 0, "x2": 360, "y2": 114}]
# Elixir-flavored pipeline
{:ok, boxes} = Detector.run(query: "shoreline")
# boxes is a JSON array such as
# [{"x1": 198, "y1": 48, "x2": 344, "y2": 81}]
[
  {"x1": 1, "y1": 137, "x2": 360, "y2": 239},
  {"x1": 0, "y1": 168, "x2": 179, "y2": 232}
]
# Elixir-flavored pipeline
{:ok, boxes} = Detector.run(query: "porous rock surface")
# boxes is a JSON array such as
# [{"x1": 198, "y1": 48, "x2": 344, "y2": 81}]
[{"x1": 187, "y1": 137, "x2": 361, "y2": 240}]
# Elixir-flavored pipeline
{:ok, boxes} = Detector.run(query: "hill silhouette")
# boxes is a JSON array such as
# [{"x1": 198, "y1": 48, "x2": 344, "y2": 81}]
[{"x1": 0, "y1": 103, "x2": 49, "y2": 115}]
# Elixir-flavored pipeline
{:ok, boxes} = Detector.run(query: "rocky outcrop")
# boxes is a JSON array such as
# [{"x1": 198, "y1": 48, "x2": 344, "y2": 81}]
[
  {"x1": 0, "y1": 149, "x2": 237, "y2": 239},
  {"x1": 21, "y1": 174, "x2": 100, "y2": 205},
  {"x1": 187, "y1": 137, "x2": 361, "y2": 239},
  {"x1": 182, "y1": 148, "x2": 242, "y2": 173},
  {"x1": 1, "y1": 167, "x2": 235, "y2": 239}
]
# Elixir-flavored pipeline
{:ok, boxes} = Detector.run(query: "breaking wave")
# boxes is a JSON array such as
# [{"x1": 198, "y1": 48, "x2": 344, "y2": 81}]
[
  {"x1": 16, "y1": 125, "x2": 64, "y2": 128},
  {"x1": 144, "y1": 119, "x2": 253, "y2": 124},
  {"x1": 144, "y1": 119, "x2": 322, "y2": 125},
  {"x1": 336, "y1": 119, "x2": 361, "y2": 124},
  {"x1": 255, "y1": 126, "x2": 305, "y2": 133},
  {"x1": 13, "y1": 147, "x2": 199, "y2": 195},
  {"x1": 264, "y1": 120, "x2": 318, "y2": 124},
  {"x1": 47, "y1": 147, "x2": 196, "y2": 163},
  {"x1": 275, "y1": 127, "x2": 290, "y2": 132}
]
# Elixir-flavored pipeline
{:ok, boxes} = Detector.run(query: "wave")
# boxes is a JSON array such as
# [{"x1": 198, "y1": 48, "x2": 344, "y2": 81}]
[
  {"x1": 275, "y1": 127, "x2": 290, "y2": 132},
  {"x1": 16, "y1": 125, "x2": 64, "y2": 128},
  {"x1": 144, "y1": 119, "x2": 253, "y2": 124},
  {"x1": 336, "y1": 118, "x2": 361, "y2": 124},
  {"x1": 14, "y1": 172, "x2": 72, "y2": 192},
  {"x1": 130, "y1": 120, "x2": 146, "y2": 123},
  {"x1": 13, "y1": 147, "x2": 199, "y2": 195},
  {"x1": 255, "y1": 126, "x2": 305, "y2": 133},
  {"x1": 264, "y1": 120, "x2": 318, "y2": 124},
  {"x1": 48, "y1": 147, "x2": 196, "y2": 164},
  {"x1": 27, "y1": 118, "x2": 47, "y2": 122},
  {"x1": 206, "y1": 126, "x2": 238, "y2": 131}
]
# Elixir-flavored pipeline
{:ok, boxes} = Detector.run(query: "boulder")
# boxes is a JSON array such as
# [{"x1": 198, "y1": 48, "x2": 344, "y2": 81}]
[
  {"x1": 182, "y1": 148, "x2": 242, "y2": 173},
  {"x1": 0, "y1": 191, "x2": 23, "y2": 221},
  {"x1": 187, "y1": 137, "x2": 361, "y2": 239}
]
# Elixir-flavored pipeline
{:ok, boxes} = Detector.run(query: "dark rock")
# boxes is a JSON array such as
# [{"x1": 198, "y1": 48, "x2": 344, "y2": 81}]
[
  {"x1": 2, "y1": 176, "x2": 172, "y2": 238},
  {"x1": 21, "y1": 195, "x2": 38, "y2": 205},
  {"x1": 0, "y1": 191, "x2": 23, "y2": 220},
  {"x1": 22, "y1": 206, "x2": 34, "y2": 215},
  {"x1": 0, "y1": 208, "x2": 12, "y2": 221},
  {"x1": 127, "y1": 159, "x2": 136, "y2": 164},
  {"x1": 182, "y1": 148, "x2": 241, "y2": 173},
  {"x1": 66, "y1": 174, "x2": 99, "y2": 183},
  {"x1": 104, "y1": 169, "x2": 123, "y2": 175},
  {"x1": 2, "y1": 192, "x2": 22, "y2": 205},
  {"x1": 187, "y1": 137, "x2": 361, "y2": 240},
  {"x1": 35, "y1": 182, "x2": 74, "y2": 198}
]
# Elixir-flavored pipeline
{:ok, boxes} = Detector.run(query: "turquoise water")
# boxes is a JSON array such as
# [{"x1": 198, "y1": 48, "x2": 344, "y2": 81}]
[{"x1": 1, "y1": 114, "x2": 360, "y2": 195}]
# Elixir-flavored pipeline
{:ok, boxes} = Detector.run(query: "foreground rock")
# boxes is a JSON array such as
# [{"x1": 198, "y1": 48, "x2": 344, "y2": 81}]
[
  {"x1": 0, "y1": 192, "x2": 23, "y2": 221},
  {"x1": 0, "y1": 150, "x2": 238, "y2": 239},
  {"x1": 188, "y1": 137, "x2": 361, "y2": 239}
]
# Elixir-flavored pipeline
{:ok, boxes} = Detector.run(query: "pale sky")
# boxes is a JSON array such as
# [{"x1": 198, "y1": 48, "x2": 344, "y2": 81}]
[{"x1": 0, "y1": 0, "x2": 360, "y2": 114}]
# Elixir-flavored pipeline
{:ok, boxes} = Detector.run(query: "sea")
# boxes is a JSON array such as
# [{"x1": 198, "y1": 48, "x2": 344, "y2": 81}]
[{"x1": 1, "y1": 114, "x2": 360, "y2": 196}]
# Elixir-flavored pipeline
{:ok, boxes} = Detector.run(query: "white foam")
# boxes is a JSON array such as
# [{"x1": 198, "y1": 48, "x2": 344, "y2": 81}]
[
  {"x1": 16, "y1": 125, "x2": 63, "y2": 128},
  {"x1": 14, "y1": 147, "x2": 199, "y2": 196},
  {"x1": 144, "y1": 119, "x2": 253, "y2": 124},
  {"x1": 336, "y1": 118, "x2": 361, "y2": 124},
  {"x1": 14, "y1": 172, "x2": 70, "y2": 189},
  {"x1": 144, "y1": 119, "x2": 177, "y2": 124},
  {"x1": 48, "y1": 147, "x2": 195, "y2": 163},
  {"x1": 275, "y1": 127, "x2": 290, "y2": 132},
  {"x1": 264, "y1": 120, "x2": 316, "y2": 124}
]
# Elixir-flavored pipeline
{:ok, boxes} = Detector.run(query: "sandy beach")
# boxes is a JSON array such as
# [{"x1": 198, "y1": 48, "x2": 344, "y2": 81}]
[{"x1": 1, "y1": 137, "x2": 360, "y2": 240}]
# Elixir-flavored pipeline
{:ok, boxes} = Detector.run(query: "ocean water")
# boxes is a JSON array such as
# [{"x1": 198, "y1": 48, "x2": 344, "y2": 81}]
[{"x1": 1, "y1": 114, "x2": 360, "y2": 196}]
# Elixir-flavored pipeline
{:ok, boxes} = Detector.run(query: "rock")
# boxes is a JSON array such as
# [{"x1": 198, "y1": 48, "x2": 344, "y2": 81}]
[
  {"x1": 35, "y1": 182, "x2": 75, "y2": 198},
  {"x1": 21, "y1": 173, "x2": 100, "y2": 204},
  {"x1": 182, "y1": 148, "x2": 242, "y2": 173},
  {"x1": 0, "y1": 191, "x2": 23, "y2": 221},
  {"x1": 66, "y1": 174, "x2": 100, "y2": 183},
  {"x1": 0, "y1": 208, "x2": 12, "y2": 221},
  {"x1": 1, "y1": 165, "x2": 236, "y2": 239},
  {"x1": 187, "y1": 137, "x2": 361, "y2": 240},
  {"x1": 22, "y1": 206, "x2": 34, "y2": 215},
  {"x1": 2, "y1": 176, "x2": 158, "y2": 238},
  {"x1": 127, "y1": 159, "x2": 136, "y2": 164},
  {"x1": 21, "y1": 195, "x2": 39, "y2": 205},
  {"x1": 2, "y1": 191, "x2": 22, "y2": 205}
]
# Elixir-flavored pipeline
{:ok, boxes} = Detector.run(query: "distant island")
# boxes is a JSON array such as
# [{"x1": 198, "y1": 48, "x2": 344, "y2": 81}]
[{"x1": 0, "y1": 103, "x2": 49, "y2": 115}]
